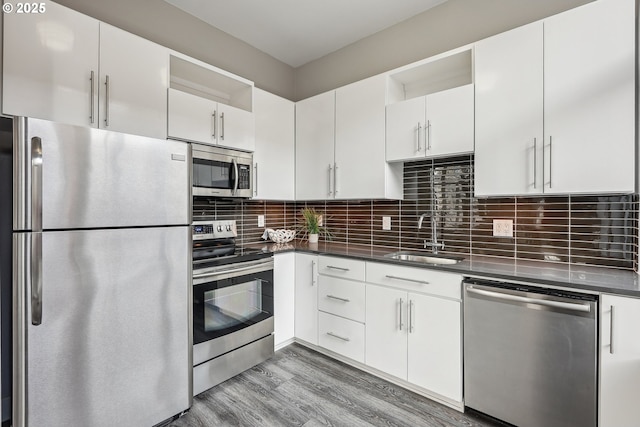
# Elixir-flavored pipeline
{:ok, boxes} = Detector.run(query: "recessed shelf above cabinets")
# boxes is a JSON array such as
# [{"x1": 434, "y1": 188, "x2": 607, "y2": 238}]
[
  {"x1": 168, "y1": 53, "x2": 255, "y2": 151},
  {"x1": 385, "y1": 48, "x2": 474, "y2": 162}
]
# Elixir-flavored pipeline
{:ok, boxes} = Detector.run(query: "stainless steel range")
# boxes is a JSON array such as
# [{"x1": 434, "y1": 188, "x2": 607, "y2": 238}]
[{"x1": 191, "y1": 219, "x2": 274, "y2": 396}]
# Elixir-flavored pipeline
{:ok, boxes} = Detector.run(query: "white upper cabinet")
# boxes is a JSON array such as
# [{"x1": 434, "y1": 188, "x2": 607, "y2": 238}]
[
  {"x1": 386, "y1": 49, "x2": 474, "y2": 163},
  {"x1": 98, "y1": 23, "x2": 168, "y2": 139},
  {"x1": 253, "y1": 89, "x2": 295, "y2": 200},
  {"x1": 296, "y1": 76, "x2": 402, "y2": 200},
  {"x1": 295, "y1": 91, "x2": 336, "y2": 200},
  {"x1": 475, "y1": 0, "x2": 634, "y2": 196},
  {"x1": 474, "y1": 22, "x2": 544, "y2": 197},
  {"x1": 167, "y1": 54, "x2": 255, "y2": 151},
  {"x1": 3, "y1": 2, "x2": 168, "y2": 139},
  {"x1": 543, "y1": 0, "x2": 634, "y2": 194},
  {"x1": 3, "y1": 2, "x2": 99, "y2": 127}
]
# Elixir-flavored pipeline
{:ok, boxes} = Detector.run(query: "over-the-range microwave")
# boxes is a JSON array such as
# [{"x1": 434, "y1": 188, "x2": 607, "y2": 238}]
[{"x1": 192, "y1": 143, "x2": 253, "y2": 198}]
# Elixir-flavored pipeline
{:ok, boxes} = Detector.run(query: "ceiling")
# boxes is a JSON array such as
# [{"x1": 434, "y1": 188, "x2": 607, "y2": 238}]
[{"x1": 164, "y1": 0, "x2": 448, "y2": 68}]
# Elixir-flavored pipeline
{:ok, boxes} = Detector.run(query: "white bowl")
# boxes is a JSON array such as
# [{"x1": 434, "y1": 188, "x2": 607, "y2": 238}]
[{"x1": 267, "y1": 229, "x2": 296, "y2": 244}]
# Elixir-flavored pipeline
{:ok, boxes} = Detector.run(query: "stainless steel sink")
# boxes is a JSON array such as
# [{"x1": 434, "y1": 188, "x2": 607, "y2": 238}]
[{"x1": 384, "y1": 251, "x2": 464, "y2": 265}]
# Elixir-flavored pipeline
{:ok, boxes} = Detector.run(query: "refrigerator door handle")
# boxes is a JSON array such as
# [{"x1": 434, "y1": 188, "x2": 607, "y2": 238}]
[
  {"x1": 31, "y1": 136, "x2": 43, "y2": 232},
  {"x1": 31, "y1": 232, "x2": 43, "y2": 325}
]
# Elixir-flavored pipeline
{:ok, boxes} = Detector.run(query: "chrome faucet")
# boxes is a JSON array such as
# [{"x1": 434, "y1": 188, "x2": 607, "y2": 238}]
[{"x1": 418, "y1": 213, "x2": 445, "y2": 254}]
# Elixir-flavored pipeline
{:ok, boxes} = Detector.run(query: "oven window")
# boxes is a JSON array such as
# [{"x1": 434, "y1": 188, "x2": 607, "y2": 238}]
[
  {"x1": 193, "y1": 158, "x2": 233, "y2": 189},
  {"x1": 204, "y1": 281, "x2": 263, "y2": 332}
]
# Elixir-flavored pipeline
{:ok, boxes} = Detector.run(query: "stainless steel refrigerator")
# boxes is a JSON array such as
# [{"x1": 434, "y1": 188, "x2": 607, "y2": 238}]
[{"x1": 10, "y1": 117, "x2": 192, "y2": 426}]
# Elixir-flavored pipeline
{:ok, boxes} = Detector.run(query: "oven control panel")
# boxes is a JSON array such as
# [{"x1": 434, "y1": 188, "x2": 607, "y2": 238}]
[{"x1": 192, "y1": 220, "x2": 237, "y2": 240}]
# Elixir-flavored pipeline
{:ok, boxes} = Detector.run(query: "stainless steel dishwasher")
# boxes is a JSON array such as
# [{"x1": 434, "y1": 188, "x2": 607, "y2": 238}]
[{"x1": 463, "y1": 278, "x2": 597, "y2": 427}]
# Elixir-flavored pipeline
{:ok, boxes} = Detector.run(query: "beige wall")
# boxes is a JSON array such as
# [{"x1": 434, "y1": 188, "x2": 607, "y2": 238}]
[
  {"x1": 54, "y1": 0, "x2": 296, "y2": 100},
  {"x1": 293, "y1": 0, "x2": 593, "y2": 101}
]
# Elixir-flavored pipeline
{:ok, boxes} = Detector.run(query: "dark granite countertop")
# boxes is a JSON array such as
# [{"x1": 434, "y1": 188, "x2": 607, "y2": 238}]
[{"x1": 247, "y1": 240, "x2": 640, "y2": 298}]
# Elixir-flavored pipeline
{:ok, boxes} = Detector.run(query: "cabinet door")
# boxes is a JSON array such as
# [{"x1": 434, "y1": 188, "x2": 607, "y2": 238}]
[
  {"x1": 385, "y1": 97, "x2": 426, "y2": 162},
  {"x1": 168, "y1": 89, "x2": 217, "y2": 144},
  {"x1": 99, "y1": 23, "x2": 168, "y2": 139},
  {"x1": 217, "y1": 103, "x2": 255, "y2": 152},
  {"x1": 474, "y1": 22, "x2": 544, "y2": 197},
  {"x1": 543, "y1": 0, "x2": 634, "y2": 194},
  {"x1": 599, "y1": 294, "x2": 640, "y2": 427},
  {"x1": 426, "y1": 84, "x2": 474, "y2": 158},
  {"x1": 408, "y1": 293, "x2": 461, "y2": 402},
  {"x1": 295, "y1": 92, "x2": 335, "y2": 200},
  {"x1": 365, "y1": 285, "x2": 407, "y2": 380},
  {"x1": 294, "y1": 254, "x2": 318, "y2": 345},
  {"x1": 253, "y1": 89, "x2": 295, "y2": 200},
  {"x1": 3, "y1": 1, "x2": 99, "y2": 127},
  {"x1": 274, "y1": 253, "x2": 295, "y2": 348},
  {"x1": 335, "y1": 75, "x2": 388, "y2": 199}
]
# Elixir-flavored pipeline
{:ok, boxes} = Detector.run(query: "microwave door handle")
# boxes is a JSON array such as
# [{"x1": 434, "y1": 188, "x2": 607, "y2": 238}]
[{"x1": 232, "y1": 158, "x2": 239, "y2": 195}]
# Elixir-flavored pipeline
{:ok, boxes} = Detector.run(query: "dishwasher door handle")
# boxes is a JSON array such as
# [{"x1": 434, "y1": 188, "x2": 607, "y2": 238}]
[{"x1": 466, "y1": 286, "x2": 592, "y2": 313}]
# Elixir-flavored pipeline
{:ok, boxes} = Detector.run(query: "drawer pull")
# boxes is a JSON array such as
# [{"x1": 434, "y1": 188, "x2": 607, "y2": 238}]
[
  {"x1": 326, "y1": 265, "x2": 350, "y2": 272},
  {"x1": 385, "y1": 275, "x2": 429, "y2": 285},
  {"x1": 326, "y1": 332, "x2": 350, "y2": 342},
  {"x1": 326, "y1": 295, "x2": 350, "y2": 302}
]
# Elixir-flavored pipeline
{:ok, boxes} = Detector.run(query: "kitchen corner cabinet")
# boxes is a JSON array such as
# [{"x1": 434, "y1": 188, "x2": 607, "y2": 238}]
[
  {"x1": 273, "y1": 253, "x2": 295, "y2": 349},
  {"x1": 474, "y1": 0, "x2": 634, "y2": 196},
  {"x1": 386, "y1": 84, "x2": 474, "y2": 162},
  {"x1": 253, "y1": 89, "x2": 295, "y2": 200},
  {"x1": 295, "y1": 75, "x2": 402, "y2": 200},
  {"x1": 294, "y1": 253, "x2": 318, "y2": 345},
  {"x1": 3, "y1": 1, "x2": 168, "y2": 139},
  {"x1": 365, "y1": 263, "x2": 462, "y2": 403},
  {"x1": 599, "y1": 294, "x2": 640, "y2": 427}
]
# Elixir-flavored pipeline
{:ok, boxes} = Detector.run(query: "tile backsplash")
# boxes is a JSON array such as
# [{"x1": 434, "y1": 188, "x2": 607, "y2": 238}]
[{"x1": 194, "y1": 155, "x2": 639, "y2": 271}]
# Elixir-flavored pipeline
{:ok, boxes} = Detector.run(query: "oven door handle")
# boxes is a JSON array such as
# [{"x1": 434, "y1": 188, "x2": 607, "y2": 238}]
[{"x1": 193, "y1": 259, "x2": 273, "y2": 282}]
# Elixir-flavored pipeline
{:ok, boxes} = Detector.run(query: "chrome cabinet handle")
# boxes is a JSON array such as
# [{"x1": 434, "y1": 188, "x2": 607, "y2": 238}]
[
  {"x1": 426, "y1": 120, "x2": 431, "y2": 151},
  {"x1": 104, "y1": 75, "x2": 110, "y2": 127},
  {"x1": 409, "y1": 300, "x2": 414, "y2": 333},
  {"x1": 326, "y1": 295, "x2": 350, "y2": 302},
  {"x1": 328, "y1": 164, "x2": 333, "y2": 196},
  {"x1": 416, "y1": 122, "x2": 422, "y2": 152},
  {"x1": 548, "y1": 136, "x2": 553, "y2": 189},
  {"x1": 334, "y1": 163, "x2": 338, "y2": 195},
  {"x1": 221, "y1": 112, "x2": 225, "y2": 140},
  {"x1": 326, "y1": 332, "x2": 350, "y2": 342},
  {"x1": 610, "y1": 305, "x2": 615, "y2": 354},
  {"x1": 327, "y1": 265, "x2": 350, "y2": 272},
  {"x1": 399, "y1": 298, "x2": 404, "y2": 331},
  {"x1": 533, "y1": 138, "x2": 537, "y2": 189},
  {"x1": 311, "y1": 260, "x2": 317, "y2": 286},
  {"x1": 212, "y1": 111, "x2": 217, "y2": 138},
  {"x1": 385, "y1": 275, "x2": 429, "y2": 285},
  {"x1": 254, "y1": 163, "x2": 258, "y2": 196},
  {"x1": 89, "y1": 71, "x2": 95, "y2": 124}
]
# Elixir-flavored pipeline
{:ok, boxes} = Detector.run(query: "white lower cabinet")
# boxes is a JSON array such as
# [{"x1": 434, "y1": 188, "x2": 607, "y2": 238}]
[
  {"x1": 273, "y1": 253, "x2": 295, "y2": 348},
  {"x1": 599, "y1": 294, "x2": 640, "y2": 427},
  {"x1": 294, "y1": 253, "x2": 318, "y2": 345},
  {"x1": 318, "y1": 276, "x2": 366, "y2": 323},
  {"x1": 365, "y1": 263, "x2": 462, "y2": 404},
  {"x1": 318, "y1": 311, "x2": 365, "y2": 363}
]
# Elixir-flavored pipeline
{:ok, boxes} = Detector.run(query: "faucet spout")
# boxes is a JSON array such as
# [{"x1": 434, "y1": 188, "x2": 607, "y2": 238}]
[
  {"x1": 419, "y1": 213, "x2": 445, "y2": 254},
  {"x1": 418, "y1": 213, "x2": 430, "y2": 230}
]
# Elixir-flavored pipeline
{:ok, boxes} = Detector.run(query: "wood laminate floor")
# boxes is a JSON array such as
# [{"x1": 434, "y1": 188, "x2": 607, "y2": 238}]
[{"x1": 170, "y1": 343, "x2": 503, "y2": 427}]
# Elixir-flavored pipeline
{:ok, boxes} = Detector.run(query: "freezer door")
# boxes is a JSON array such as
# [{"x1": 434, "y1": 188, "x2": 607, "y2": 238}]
[
  {"x1": 13, "y1": 227, "x2": 191, "y2": 427},
  {"x1": 13, "y1": 117, "x2": 189, "y2": 231}
]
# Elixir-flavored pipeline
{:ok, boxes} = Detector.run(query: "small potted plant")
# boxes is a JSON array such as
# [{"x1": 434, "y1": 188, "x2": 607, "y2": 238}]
[{"x1": 300, "y1": 207, "x2": 330, "y2": 243}]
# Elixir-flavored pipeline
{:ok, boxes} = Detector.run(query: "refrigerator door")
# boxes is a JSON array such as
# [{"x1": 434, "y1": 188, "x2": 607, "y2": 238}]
[
  {"x1": 13, "y1": 227, "x2": 191, "y2": 427},
  {"x1": 13, "y1": 117, "x2": 189, "y2": 231}
]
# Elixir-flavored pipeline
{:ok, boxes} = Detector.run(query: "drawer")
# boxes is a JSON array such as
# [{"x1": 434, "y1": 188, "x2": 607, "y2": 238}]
[
  {"x1": 318, "y1": 311, "x2": 365, "y2": 363},
  {"x1": 318, "y1": 276, "x2": 365, "y2": 322},
  {"x1": 319, "y1": 256, "x2": 365, "y2": 281},
  {"x1": 366, "y1": 262, "x2": 462, "y2": 300}
]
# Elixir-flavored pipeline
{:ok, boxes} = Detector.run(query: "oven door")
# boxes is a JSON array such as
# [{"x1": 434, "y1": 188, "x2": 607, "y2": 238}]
[
  {"x1": 192, "y1": 143, "x2": 253, "y2": 198},
  {"x1": 192, "y1": 257, "x2": 273, "y2": 365}
]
